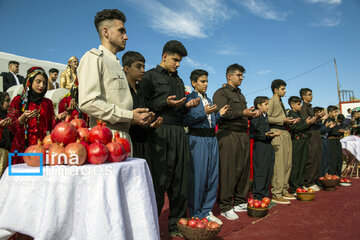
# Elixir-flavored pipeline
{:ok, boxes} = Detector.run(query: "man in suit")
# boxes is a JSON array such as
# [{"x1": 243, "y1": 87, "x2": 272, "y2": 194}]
[
  {"x1": 47, "y1": 68, "x2": 60, "y2": 90},
  {"x1": 1, "y1": 61, "x2": 25, "y2": 92}
]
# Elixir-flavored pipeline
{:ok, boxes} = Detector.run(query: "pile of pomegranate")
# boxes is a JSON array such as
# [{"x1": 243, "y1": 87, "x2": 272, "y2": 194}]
[
  {"x1": 23, "y1": 117, "x2": 131, "y2": 167},
  {"x1": 340, "y1": 178, "x2": 352, "y2": 183},
  {"x1": 247, "y1": 197, "x2": 270, "y2": 208},
  {"x1": 178, "y1": 217, "x2": 220, "y2": 230},
  {"x1": 318, "y1": 174, "x2": 340, "y2": 181},
  {"x1": 296, "y1": 187, "x2": 314, "y2": 193}
]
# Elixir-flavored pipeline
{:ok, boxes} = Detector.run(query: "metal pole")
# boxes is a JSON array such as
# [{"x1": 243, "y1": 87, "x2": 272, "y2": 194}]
[{"x1": 334, "y1": 58, "x2": 341, "y2": 103}]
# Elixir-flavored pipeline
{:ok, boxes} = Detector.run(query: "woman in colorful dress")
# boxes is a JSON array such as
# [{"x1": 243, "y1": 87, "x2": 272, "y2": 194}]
[
  {"x1": 0, "y1": 92, "x2": 12, "y2": 177},
  {"x1": 7, "y1": 67, "x2": 67, "y2": 164}
]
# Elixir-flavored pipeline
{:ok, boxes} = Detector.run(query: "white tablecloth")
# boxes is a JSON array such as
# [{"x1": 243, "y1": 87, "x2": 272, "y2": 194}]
[
  {"x1": 0, "y1": 158, "x2": 160, "y2": 240},
  {"x1": 341, "y1": 135, "x2": 360, "y2": 161}
]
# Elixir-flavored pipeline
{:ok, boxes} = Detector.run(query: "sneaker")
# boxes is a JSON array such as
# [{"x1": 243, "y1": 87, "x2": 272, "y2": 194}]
[
  {"x1": 169, "y1": 230, "x2": 183, "y2": 237},
  {"x1": 309, "y1": 184, "x2": 320, "y2": 192},
  {"x1": 233, "y1": 203, "x2": 247, "y2": 212},
  {"x1": 220, "y1": 209, "x2": 239, "y2": 220},
  {"x1": 283, "y1": 193, "x2": 296, "y2": 200},
  {"x1": 206, "y1": 212, "x2": 223, "y2": 225},
  {"x1": 271, "y1": 197, "x2": 291, "y2": 205}
]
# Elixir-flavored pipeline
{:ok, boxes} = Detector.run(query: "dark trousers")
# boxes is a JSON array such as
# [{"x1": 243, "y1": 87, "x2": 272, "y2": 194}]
[
  {"x1": 217, "y1": 129, "x2": 250, "y2": 212},
  {"x1": 328, "y1": 139, "x2": 342, "y2": 176},
  {"x1": 188, "y1": 135, "x2": 219, "y2": 219},
  {"x1": 318, "y1": 137, "x2": 330, "y2": 178},
  {"x1": 252, "y1": 140, "x2": 275, "y2": 200},
  {"x1": 132, "y1": 141, "x2": 150, "y2": 160},
  {"x1": 147, "y1": 125, "x2": 190, "y2": 232},
  {"x1": 304, "y1": 130, "x2": 322, "y2": 187},
  {"x1": 289, "y1": 138, "x2": 308, "y2": 193}
]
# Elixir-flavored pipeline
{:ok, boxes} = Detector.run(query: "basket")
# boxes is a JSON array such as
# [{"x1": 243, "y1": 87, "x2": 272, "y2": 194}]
[
  {"x1": 339, "y1": 182, "x2": 352, "y2": 187},
  {"x1": 296, "y1": 192, "x2": 315, "y2": 201},
  {"x1": 247, "y1": 206, "x2": 268, "y2": 218},
  {"x1": 177, "y1": 220, "x2": 222, "y2": 240},
  {"x1": 321, "y1": 178, "x2": 340, "y2": 191}
]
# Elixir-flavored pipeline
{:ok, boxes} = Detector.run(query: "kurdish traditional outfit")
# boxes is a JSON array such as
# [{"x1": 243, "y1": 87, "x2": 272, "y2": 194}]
[{"x1": 0, "y1": 92, "x2": 13, "y2": 178}]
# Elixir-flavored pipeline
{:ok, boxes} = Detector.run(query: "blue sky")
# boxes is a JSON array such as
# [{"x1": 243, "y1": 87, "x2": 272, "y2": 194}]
[{"x1": 0, "y1": 0, "x2": 359, "y2": 109}]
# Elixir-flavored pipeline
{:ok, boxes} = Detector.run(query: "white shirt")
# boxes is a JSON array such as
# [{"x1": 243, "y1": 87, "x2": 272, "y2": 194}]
[
  {"x1": 11, "y1": 72, "x2": 20, "y2": 85},
  {"x1": 198, "y1": 92, "x2": 212, "y2": 127}
]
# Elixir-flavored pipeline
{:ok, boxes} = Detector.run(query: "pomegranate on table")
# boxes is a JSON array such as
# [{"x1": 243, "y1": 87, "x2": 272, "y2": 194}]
[
  {"x1": 24, "y1": 140, "x2": 46, "y2": 167},
  {"x1": 89, "y1": 120, "x2": 113, "y2": 145},
  {"x1": 51, "y1": 116, "x2": 78, "y2": 146}
]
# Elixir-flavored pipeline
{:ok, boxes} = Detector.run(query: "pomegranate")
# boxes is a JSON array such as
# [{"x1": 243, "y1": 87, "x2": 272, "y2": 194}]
[
  {"x1": 207, "y1": 221, "x2": 220, "y2": 230},
  {"x1": 114, "y1": 131, "x2": 131, "y2": 158},
  {"x1": 262, "y1": 197, "x2": 270, "y2": 205},
  {"x1": 42, "y1": 135, "x2": 53, "y2": 150},
  {"x1": 260, "y1": 202, "x2": 267, "y2": 208},
  {"x1": 195, "y1": 221, "x2": 206, "y2": 229},
  {"x1": 106, "y1": 138, "x2": 126, "y2": 162},
  {"x1": 80, "y1": 140, "x2": 89, "y2": 151},
  {"x1": 178, "y1": 218, "x2": 188, "y2": 225},
  {"x1": 87, "y1": 142, "x2": 109, "y2": 164},
  {"x1": 89, "y1": 120, "x2": 112, "y2": 144},
  {"x1": 201, "y1": 218, "x2": 208, "y2": 224},
  {"x1": 187, "y1": 219, "x2": 196, "y2": 228},
  {"x1": 65, "y1": 139, "x2": 87, "y2": 166},
  {"x1": 77, "y1": 127, "x2": 90, "y2": 143},
  {"x1": 70, "y1": 115, "x2": 87, "y2": 129},
  {"x1": 254, "y1": 201, "x2": 260, "y2": 208},
  {"x1": 248, "y1": 198, "x2": 254, "y2": 205},
  {"x1": 51, "y1": 116, "x2": 78, "y2": 146},
  {"x1": 23, "y1": 140, "x2": 46, "y2": 167},
  {"x1": 48, "y1": 143, "x2": 66, "y2": 165}
]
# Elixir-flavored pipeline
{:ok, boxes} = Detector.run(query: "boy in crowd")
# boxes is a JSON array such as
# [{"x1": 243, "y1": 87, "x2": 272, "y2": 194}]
[
  {"x1": 122, "y1": 51, "x2": 163, "y2": 159},
  {"x1": 287, "y1": 96, "x2": 315, "y2": 194},
  {"x1": 249, "y1": 96, "x2": 280, "y2": 201},
  {"x1": 267, "y1": 80, "x2": 299, "y2": 204},
  {"x1": 326, "y1": 105, "x2": 343, "y2": 176},
  {"x1": 141, "y1": 40, "x2": 200, "y2": 236},
  {"x1": 184, "y1": 69, "x2": 228, "y2": 225},
  {"x1": 213, "y1": 64, "x2": 260, "y2": 220},
  {"x1": 300, "y1": 88, "x2": 324, "y2": 191}
]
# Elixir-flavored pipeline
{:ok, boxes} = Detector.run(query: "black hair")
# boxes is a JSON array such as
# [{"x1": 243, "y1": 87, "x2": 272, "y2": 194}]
[
  {"x1": 226, "y1": 64, "x2": 245, "y2": 77},
  {"x1": 49, "y1": 68, "x2": 59, "y2": 74},
  {"x1": 300, "y1": 88, "x2": 312, "y2": 99},
  {"x1": 313, "y1": 106, "x2": 324, "y2": 114},
  {"x1": 8, "y1": 60, "x2": 19, "y2": 66},
  {"x1": 190, "y1": 69, "x2": 208, "y2": 88},
  {"x1": 254, "y1": 96, "x2": 269, "y2": 109},
  {"x1": 327, "y1": 105, "x2": 339, "y2": 113},
  {"x1": 94, "y1": 9, "x2": 126, "y2": 33},
  {"x1": 337, "y1": 114, "x2": 345, "y2": 122},
  {"x1": 162, "y1": 40, "x2": 187, "y2": 57},
  {"x1": 271, "y1": 79, "x2": 286, "y2": 93},
  {"x1": 347, "y1": 108, "x2": 352, "y2": 113},
  {"x1": 288, "y1": 96, "x2": 302, "y2": 107},
  {"x1": 122, "y1": 51, "x2": 145, "y2": 67},
  {"x1": 0, "y1": 92, "x2": 10, "y2": 111}
]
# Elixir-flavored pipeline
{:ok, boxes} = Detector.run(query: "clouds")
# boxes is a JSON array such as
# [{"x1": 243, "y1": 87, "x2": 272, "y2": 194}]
[
  {"x1": 305, "y1": 0, "x2": 342, "y2": 27},
  {"x1": 131, "y1": 0, "x2": 235, "y2": 38},
  {"x1": 305, "y1": 0, "x2": 342, "y2": 5},
  {"x1": 184, "y1": 57, "x2": 216, "y2": 74},
  {"x1": 238, "y1": 0, "x2": 290, "y2": 21}
]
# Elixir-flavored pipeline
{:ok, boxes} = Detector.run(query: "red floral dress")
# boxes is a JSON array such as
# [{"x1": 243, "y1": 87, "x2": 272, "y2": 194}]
[
  {"x1": 58, "y1": 96, "x2": 89, "y2": 124},
  {"x1": 7, "y1": 95, "x2": 56, "y2": 164}
]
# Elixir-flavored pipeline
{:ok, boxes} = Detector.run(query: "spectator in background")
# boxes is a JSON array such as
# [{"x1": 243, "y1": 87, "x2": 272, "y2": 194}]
[
  {"x1": 0, "y1": 92, "x2": 12, "y2": 178},
  {"x1": 60, "y1": 56, "x2": 78, "y2": 90},
  {"x1": 1, "y1": 61, "x2": 25, "y2": 92},
  {"x1": 346, "y1": 108, "x2": 352, "y2": 119},
  {"x1": 47, "y1": 68, "x2": 60, "y2": 90}
]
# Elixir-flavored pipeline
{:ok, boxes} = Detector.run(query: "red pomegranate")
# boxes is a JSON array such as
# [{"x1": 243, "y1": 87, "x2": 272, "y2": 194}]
[
  {"x1": 106, "y1": 138, "x2": 126, "y2": 162},
  {"x1": 77, "y1": 127, "x2": 90, "y2": 143},
  {"x1": 48, "y1": 143, "x2": 66, "y2": 165},
  {"x1": 87, "y1": 141, "x2": 109, "y2": 164},
  {"x1": 114, "y1": 131, "x2": 131, "y2": 158},
  {"x1": 24, "y1": 140, "x2": 46, "y2": 167},
  {"x1": 89, "y1": 120, "x2": 112, "y2": 144},
  {"x1": 42, "y1": 135, "x2": 53, "y2": 150},
  {"x1": 65, "y1": 139, "x2": 87, "y2": 166},
  {"x1": 80, "y1": 140, "x2": 89, "y2": 151},
  {"x1": 51, "y1": 116, "x2": 78, "y2": 146},
  {"x1": 70, "y1": 115, "x2": 87, "y2": 129}
]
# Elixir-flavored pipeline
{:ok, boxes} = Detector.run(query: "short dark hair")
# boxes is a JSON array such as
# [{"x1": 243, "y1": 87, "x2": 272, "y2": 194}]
[
  {"x1": 49, "y1": 68, "x2": 59, "y2": 74},
  {"x1": 162, "y1": 40, "x2": 187, "y2": 57},
  {"x1": 347, "y1": 108, "x2": 352, "y2": 113},
  {"x1": 288, "y1": 96, "x2": 302, "y2": 107},
  {"x1": 226, "y1": 64, "x2": 245, "y2": 77},
  {"x1": 271, "y1": 79, "x2": 286, "y2": 93},
  {"x1": 337, "y1": 114, "x2": 345, "y2": 122},
  {"x1": 300, "y1": 88, "x2": 312, "y2": 99},
  {"x1": 190, "y1": 69, "x2": 208, "y2": 88},
  {"x1": 8, "y1": 61, "x2": 19, "y2": 66},
  {"x1": 94, "y1": 9, "x2": 126, "y2": 33},
  {"x1": 122, "y1": 51, "x2": 145, "y2": 67},
  {"x1": 313, "y1": 106, "x2": 324, "y2": 114},
  {"x1": 327, "y1": 105, "x2": 339, "y2": 113},
  {"x1": 254, "y1": 96, "x2": 269, "y2": 109}
]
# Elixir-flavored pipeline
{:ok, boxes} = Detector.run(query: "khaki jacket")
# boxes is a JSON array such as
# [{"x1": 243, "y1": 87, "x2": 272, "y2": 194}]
[
  {"x1": 77, "y1": 45, "x2": 133, "y2": 135},
  {"x1": 268, "y1": 95, "x2": 286, "y2": 126}
]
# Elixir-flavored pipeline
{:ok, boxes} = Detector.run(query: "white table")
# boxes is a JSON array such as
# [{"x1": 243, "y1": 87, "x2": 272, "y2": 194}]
[{"x1": 0, "y1": 159, "x2": 160, "y2": 240}]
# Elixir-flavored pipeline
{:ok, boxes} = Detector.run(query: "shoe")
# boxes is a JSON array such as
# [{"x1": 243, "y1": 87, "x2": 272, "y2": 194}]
[
  {"x1": 283, "y1": 193, "x2": 296, "y2": 200},
  {"x1": 309, "y1": 184, "x2": 320, "y2": 192},
  {"x1": 220, "y1": 209, "x2": 239, "y2": 220},
  {"x1": 233, "y1": 203, "x2": 247, "y2": 212},
  {"x1": 206, "y1": 212, "x2": 223, "y2": 225},
  {"x1": 271, "y1": 197, "x2": 291, "y2": 205},
  {"x1": 169, "y1": 230, "x2": 183, "y2": 237},
  {"x1": 267, "y1": 201, "x2": 277, "y2": 210}
]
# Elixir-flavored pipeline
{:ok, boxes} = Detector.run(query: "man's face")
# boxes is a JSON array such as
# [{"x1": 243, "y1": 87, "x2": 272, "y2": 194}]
[
  {"x1": 329, "y1": 110, "x2": 339, "y2": 118},
  {"x1": 258, "y1": 100, "x2": 269, "y2": 113},
  {"x1": 291, "y1": 102, "x2": 302, "y2": 112},
  {"x1": 162, "y1": 53, "x2": 182, "y2": 73},
  {"x1": 192, "y1": 75, "x2": 208, "y2": 95},
  {"x1": 107, "y1": 19, "x2": 128, "y2": 52},
  {"x1": 275, "y1": 86, "x2": 286, "y2": 97},
  {"x1": 9, "y1": 64, "x2": 19, "y2": 74},
  {"x1": 302, "y1": 91, "x2": 313, "y2": 103},
  {"x1": 227, "y1": 70, "x2": 244, "y2": 87},
  {"x1": 124, "y1": 61, "x2": 145, "y2": 82},
  {"x1": 49, "y1": 72, "x2": 58, "y2": 82}
]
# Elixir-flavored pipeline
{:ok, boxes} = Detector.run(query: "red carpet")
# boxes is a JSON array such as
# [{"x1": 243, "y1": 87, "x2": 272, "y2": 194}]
[{"x1": 159, "y1": 179, "x2": 360, "y2": 240}]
